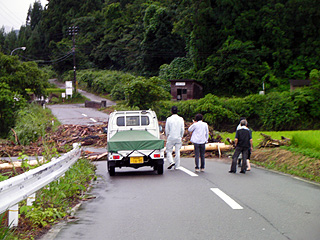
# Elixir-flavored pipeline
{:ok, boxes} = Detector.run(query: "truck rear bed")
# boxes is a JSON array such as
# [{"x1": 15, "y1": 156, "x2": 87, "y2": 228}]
[{"x1": 107, "y1": 130, "x2": 164, "y2": 152}]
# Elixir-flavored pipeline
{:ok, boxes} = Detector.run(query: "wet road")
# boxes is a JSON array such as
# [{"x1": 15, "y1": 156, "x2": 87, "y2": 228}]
[
  {"x1": 44, "y1": 87, "x2": 320, "y2": 240},
  {"x1": 50, "y1": 158, "x2": 320, "y2": 240},
  {"x1": 47, "y1": 104, "x2": 110, "y2": 125}
]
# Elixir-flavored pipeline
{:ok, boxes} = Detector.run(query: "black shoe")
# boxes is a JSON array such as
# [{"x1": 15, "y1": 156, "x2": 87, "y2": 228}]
[
  {"x1": 229, "y1": 170, "x2": 235, "y2": 173},
  {"x1": 240, "y1": 170, "x2": 246, "y2": 174},
  {"x1": 167, "y1": 163, "x2": 175, "y2": 169}
]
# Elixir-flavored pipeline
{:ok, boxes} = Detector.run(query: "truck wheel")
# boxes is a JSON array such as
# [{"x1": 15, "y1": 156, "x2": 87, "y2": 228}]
[
  {"x1": 108, "y1": 166, "x2": 115, "y2": 176},
  {"x1": 157, "y1": 163, "x2": 163, "y2": 175}
]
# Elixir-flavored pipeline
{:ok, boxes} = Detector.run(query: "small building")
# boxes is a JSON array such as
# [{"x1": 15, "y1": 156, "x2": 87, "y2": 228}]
[
  {"x1": 289, "y1": 79, "x2": 311, "y2": 91},
  {"x1": 169, "y1": 79, "x2": 203, "y2": 101}
]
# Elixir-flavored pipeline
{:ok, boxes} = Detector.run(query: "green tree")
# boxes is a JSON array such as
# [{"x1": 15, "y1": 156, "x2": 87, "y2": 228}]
[
  {"x1": 159, "y1": 57, "x2": 194, "y2": 80},
  {"x1": 0, "y1": 27, "x2": 5, "y2": 51},
  {"x1": 27, "y1": 1, "x2": 43, "y2": 30},
  {"x1": 3, "y1": 30, "x2": 17, "y2": 55},
  {"x1": 140, "y1": 4, "x2": 185, "y2": 76},
  {"x1": 0, "y1": 52, "x2": 48, "y2": 98},
  {"x1": 125, "y1": 78, "x2": 171, "y2": 109},
  {"x1": 200, "y1": 37, "x2": 266, "y2": 96},
  {"x1": 0, "y1": 82, "x2": 26, "y2": 137}
]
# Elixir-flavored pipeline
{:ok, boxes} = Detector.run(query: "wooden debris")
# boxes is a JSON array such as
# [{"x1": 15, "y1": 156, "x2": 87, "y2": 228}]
[
  {"x1": 0, "y1": 124, "x2": 108, "y2": 158},
  {"x1": 87, "y1": 151, "x2": 108, "y2": 161},
  {"x1": 226, "y1": 137, "x2": 235, "y2": 147},
  {"x1": 165, "y1": 142, "x2": 232, "y2": 158},
  {"x1": 257, "y1": 133, "x2": 291, "y2": 148},
  {"x1": 0, "y1": 158, "x2": 45, "y2": 170}
]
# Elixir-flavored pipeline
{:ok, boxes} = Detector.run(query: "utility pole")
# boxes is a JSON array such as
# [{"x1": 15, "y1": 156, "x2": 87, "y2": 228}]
[{"x1": 68, "y1": 26, "x2": 78, "y2": 94}]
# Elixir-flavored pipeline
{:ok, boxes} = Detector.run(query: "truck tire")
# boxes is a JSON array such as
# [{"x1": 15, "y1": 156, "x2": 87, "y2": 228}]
[
  {"x1": 157, "y1": 163, "x2": 163, "y2": 175},
  {"x1": 109, "y1": 166, "x2": 115, "y2": 176},
  {"x1": 108, "y1": 162, "x2": 116, "y2": 176}
]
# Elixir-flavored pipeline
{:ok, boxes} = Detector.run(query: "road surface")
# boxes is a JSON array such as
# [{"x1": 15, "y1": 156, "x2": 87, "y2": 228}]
[
  {"x1": 44, "y1": 92, "x2": 320, "y2": 240},
  {"x1": 46, "y1": 158, "x2": 320, "y2": 240}
]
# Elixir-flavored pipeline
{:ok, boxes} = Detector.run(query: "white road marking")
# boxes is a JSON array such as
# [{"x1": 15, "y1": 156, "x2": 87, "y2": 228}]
[
  {"x1": 82, "y1": 114, "x2": 87, "y2": 117},
  {"x1": 210, "y1": 188, "x2": 243, "y2": 209},
  {"x1": 90, "y1": 118, "x2": 97, "y2": 123},
  {"x1": 178, "y1": 166, "x2": 198, "y2": 177}
]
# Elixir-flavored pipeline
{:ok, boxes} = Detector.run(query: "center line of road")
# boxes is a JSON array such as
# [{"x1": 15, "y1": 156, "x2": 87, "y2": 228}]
[
  {"x1": 210, "y1": 188, "x2": 243, "y2": 210},
  {"x1": 82, "y1": 114, "x2": 87, "y2": 117},
  {"x1": 90, "y1": 118, "x2": 97, "y2": 123},
  {"x1": 178, "y1": 166, "x2": 198, "y2": 177}
]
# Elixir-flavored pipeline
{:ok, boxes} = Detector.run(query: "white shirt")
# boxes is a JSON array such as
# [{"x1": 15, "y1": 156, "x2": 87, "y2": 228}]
[
  {"x1": 165, "y1": 114, "x2": 184, "y2": 141},
  {"x1": 188, "y1": 120, "x2": 209, "y2": 144}
]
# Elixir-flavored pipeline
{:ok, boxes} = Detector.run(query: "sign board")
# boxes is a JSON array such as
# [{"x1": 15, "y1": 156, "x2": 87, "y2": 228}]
[
  {"x1": 65, "y1": 81, "x2": 73, "y2": 97},
  {"x1": 66, "y1": 89, "x2": 73, "y2": 95},
  {"x1": 175, "y1": 82, "x2": 186, "y2": 86},
  {"x1": 65, "y1": 81, "x2": 73, "y2": 88}
]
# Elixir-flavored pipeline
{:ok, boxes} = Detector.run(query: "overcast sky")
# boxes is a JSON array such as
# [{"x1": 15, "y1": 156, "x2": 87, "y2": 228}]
[{"x1": 0, "y1": 0, "x2": 47, "y2": 32}]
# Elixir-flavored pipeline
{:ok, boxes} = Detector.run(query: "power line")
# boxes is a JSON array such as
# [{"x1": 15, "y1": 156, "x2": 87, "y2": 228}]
[
  {"x1": 0, "y1": 2, "x2": 25, "y2": 29},
  {"x1": 20, "y1": 51, "x2": 73, "y2": 63}
]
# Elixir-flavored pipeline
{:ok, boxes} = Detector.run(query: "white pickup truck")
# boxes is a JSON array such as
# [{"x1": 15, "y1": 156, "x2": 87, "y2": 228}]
[{"x1": 106, "y1": 110, "x2": 164, "y2": 176}]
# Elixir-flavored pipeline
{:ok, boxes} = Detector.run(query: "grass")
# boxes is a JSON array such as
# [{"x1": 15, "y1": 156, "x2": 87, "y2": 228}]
[
  {"x1": 220, "y1": 130, "x2": 320, "y2": 183},
  {"x1": 49, "y1": 92, "x2": 90, "y2": 104},
  {"x1": 220, "y1": 130, "x2": 319, "y2": 148},
  {"x1": 291, "y1": 131, "x2": 320, "y2": 151},
  {"x1": 2, "y1": 158, "x2": 96, "y2": 239}
]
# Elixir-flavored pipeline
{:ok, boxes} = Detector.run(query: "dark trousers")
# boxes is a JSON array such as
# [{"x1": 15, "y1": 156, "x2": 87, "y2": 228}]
[
  {"x1": 194, "y1": 143, "x2": 206, "y2": 169},
  {"x1": 231, "y1": 146, "x2": 249, "y2": 172}
]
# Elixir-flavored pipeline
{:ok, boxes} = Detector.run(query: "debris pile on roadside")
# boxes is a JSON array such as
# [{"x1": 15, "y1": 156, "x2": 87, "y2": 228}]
[
  {"x1": 47, "y1": 124, "x2": 108, "y2": 148},
  {"x1": 1, "y1": 121, "x2": 231, "y2": 162},
  {"x1": 256, "y1": 133, "x2": 291, "y2": 148},
  {"x1": 0, "y1": 124, "x2": 108, "y2": 159}
]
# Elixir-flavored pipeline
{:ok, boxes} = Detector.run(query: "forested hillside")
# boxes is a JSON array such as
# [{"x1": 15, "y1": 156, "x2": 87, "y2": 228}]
[{"x1": 1, "y1": 0, "x2": 320, "y2": 96}]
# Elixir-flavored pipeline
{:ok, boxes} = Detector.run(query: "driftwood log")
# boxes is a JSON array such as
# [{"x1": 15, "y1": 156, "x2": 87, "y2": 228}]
[
  {"x1": 0, "y1": 158, "x2": 45, "y2": 170},
  {"x1": 257, "y1": 133, "x2": 291, "y2": 148},
  {"x1": 167, "y1": 142, "x2": 233, "y2": 158}
]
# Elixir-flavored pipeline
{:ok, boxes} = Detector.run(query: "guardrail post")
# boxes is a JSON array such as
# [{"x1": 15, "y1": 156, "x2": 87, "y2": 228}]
[
  {"x1": 27, "y1": 193, "x2": 36, "y2": 206},
  {"x1": 8, "y1": 204, "x2": 19, "y2": 228}
]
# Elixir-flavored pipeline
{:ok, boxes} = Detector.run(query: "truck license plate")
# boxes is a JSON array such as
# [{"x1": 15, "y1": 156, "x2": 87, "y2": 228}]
[{"x1": 130, "y1": 156, "x2": 144, "y2": 164}]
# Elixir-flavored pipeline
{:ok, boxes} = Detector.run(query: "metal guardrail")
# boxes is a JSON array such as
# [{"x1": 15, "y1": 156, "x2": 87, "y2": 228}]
[{"x1": 0, "y1": 143, "x2": 81, "y2": 215}]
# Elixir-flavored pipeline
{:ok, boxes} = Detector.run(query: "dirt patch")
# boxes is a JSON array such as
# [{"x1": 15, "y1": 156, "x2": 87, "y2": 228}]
[{"x1": 251, "y1": 148, "x2": 320, "y2": 181}]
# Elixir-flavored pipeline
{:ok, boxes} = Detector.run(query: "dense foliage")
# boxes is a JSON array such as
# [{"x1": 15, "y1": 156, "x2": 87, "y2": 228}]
[
  {"x1": 10, "y1": 103, "x2": 59, "y2": 145},
  {"x1": 0, "y1": 52, "x2": 48, "y2": 137},
  {"x1": 74, "y1": 69, "x2": 171, "y2": 109},
  {"x1": 1, "y1": 0, "x2": 320, "y2": 96},
  {"x1": 156, "y1": 83, "x2": 320, "y2": 131}
]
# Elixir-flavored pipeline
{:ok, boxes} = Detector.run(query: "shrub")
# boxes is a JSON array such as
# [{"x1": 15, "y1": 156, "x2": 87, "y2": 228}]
[
  {"x1": 260, "y1": 92, "x2": 299, "y2": 130},
  {"x1": 125, "y1": 79, "x2": 171, "y2": 109},
  {"x1": 10, "y1": 103, "x2": 57, "y2": 145}
]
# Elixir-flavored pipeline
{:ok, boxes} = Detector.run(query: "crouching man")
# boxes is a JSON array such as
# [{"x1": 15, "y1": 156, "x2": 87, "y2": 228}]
[{"x1": 229, "y1": 119, "x2": 253, "y2": 174}]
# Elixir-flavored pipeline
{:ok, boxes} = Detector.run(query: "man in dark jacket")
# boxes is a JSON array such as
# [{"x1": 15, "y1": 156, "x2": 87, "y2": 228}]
[{"x1": 229, "y1": 119, "x2": 253, "y2": 174}]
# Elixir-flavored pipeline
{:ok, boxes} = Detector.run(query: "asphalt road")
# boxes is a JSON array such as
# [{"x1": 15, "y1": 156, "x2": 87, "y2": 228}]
[
  {"x1": 47, "y1": 104, "x2": 110, "y2": 125},
  {"x1": 44, "y1": 94, "x2": 320, "y2": 240},
  {"x1": 50, "y1": 158, "x2": 320, "y2": 240}
]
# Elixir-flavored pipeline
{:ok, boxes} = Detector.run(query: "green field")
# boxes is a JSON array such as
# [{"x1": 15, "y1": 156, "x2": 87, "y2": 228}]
[{"x1": 220, "y1": 130, "x2": 320, "y2": 150}]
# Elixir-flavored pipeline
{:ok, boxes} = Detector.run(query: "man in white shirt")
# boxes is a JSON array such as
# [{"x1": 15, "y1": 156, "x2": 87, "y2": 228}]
[
  {"x1": 165, "y1": 106, "x2": 185, "y2": 170},
  {"x1": 188, "y1": 114, "x2": 209, "y2": 172}
]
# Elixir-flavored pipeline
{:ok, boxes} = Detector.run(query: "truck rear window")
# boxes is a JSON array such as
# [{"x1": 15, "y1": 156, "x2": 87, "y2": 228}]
[{"x1": 116, "y1": 116, "x2": 149, "y2": 126}]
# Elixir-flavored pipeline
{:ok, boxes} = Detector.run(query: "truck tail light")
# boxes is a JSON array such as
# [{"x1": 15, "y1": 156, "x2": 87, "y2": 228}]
[
  {"x1": 154, "y1": 154, "x2": 161, "y2": 158},
  {"x1": 112, "y1": 155, "x2": 120, "y2": 160}
]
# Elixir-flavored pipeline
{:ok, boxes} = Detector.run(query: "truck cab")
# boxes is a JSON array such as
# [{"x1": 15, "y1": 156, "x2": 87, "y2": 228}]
[{"x1": 107, "y1": 110, "x2": 164, "y2": 176}]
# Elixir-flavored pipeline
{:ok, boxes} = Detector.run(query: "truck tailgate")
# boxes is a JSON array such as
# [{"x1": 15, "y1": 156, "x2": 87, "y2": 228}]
[{"x1": 107, "y1": 130, "x2": 164, "y2": 152}]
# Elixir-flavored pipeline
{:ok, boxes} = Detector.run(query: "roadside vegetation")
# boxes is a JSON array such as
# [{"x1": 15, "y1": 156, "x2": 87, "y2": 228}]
[
  {"x1": 1, "y1": 158, "x2": 96, "y2": 240},
  {"x1": 220, "y1": 130, "x2": 320, "y2": 183},
  {"x1": 0, "y1": 0, "x2": 319, "y2": 238},
  {"x1": 0, "y1": 103, "x2": 97, "y2": 239}
]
